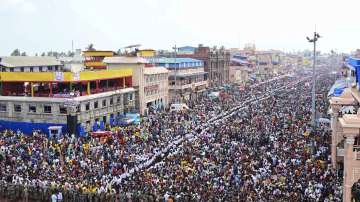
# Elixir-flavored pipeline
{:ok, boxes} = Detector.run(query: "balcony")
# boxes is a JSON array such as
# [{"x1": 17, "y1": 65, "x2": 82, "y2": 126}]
[{"x1": 169, "y1": 80, "x2": 208, "y2": 91}]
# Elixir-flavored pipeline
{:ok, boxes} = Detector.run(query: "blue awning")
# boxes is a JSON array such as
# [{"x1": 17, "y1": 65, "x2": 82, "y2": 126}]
[{"x1": 328, "y1": 79, "x2": 348, "y2": 97}]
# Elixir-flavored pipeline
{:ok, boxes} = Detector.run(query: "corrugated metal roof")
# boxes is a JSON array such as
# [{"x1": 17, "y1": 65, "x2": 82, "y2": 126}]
[
  {"x1": 147, "y1": 57, "x2": 202, "y2": 64},
  {"x1": 0, "y1": 56, "x2": 61, "y2": 67},
  {"x1": 144, "y1": 67, "x2": 169, "y2": 75}
]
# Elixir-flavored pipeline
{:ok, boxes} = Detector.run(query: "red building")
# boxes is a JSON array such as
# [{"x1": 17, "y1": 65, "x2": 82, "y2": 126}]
[{"x1": 177, "y1": 44, "x2": 230, "y2": 86}]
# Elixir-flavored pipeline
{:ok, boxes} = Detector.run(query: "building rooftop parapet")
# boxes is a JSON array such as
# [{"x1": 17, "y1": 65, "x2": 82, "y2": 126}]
[{"x1": 330, "y1": 88, "x2": 357, "y2": 106}]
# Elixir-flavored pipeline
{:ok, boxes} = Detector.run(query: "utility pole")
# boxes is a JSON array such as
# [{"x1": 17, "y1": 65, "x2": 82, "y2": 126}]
[
  {"x1": 306, "y1": 31, "x2": 321, "y2": 129},
  {"x1": 172, "y1": 45, "x2": 178, "y2": 103}
]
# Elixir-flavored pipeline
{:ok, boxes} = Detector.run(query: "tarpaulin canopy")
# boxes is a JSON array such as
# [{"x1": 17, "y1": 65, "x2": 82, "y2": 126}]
[
  {"x1": 92, "y1": 122, "x2": 99, "y2": 132},
  {"x1": 110, "y1": 114, "x2": 114, "y2": 126},
  {"x1": 328, "y1": 79, "x2": 350, "y2": 97},
  {"x1": 99, "y1": 121, "x2": 105, "y2": 130},
  {"x1": 78, "y1": 125, "x2": 86, "y2": 137}
]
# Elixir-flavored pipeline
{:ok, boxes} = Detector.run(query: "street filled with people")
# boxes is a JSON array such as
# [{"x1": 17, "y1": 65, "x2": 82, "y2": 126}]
[{"x1": 0, "y1": 69, "x2": 343, "y2": 201}]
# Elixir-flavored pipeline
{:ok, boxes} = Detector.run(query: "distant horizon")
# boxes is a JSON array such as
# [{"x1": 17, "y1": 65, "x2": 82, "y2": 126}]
[
  {"x1": 1, "y1": 0, "x2": 359, "y2": 56},
  {"x1": 2, "y1": 45, "x2": 351, "y2": 57}
]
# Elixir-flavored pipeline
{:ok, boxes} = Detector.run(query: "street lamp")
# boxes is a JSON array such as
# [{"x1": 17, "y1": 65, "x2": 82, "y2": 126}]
[{"x1": 307, "y1": 31, "x2": 321, "y2": 129}]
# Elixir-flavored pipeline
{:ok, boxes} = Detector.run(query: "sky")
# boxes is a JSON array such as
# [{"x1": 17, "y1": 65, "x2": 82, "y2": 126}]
[{"x1": 0, "y1": 0, "x2": 359, "y2": 56}]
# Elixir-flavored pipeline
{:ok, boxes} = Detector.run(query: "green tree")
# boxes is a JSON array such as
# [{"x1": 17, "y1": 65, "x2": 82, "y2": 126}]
[
  {"x1": 86, "y1": 44, "x2": 95, "y2": 51},
  {"x1": 41, "y1": 52, "x2": 46, "y2": 56},
  {"x1": 10, "y1": 49, "x2": 20, "y2": 56},
  {"x1": 21, "y1": 52, "x2": 27, "y2": 56},
  {"x1": 67, "y1": 51, "x2": 74, "y2": 57}
]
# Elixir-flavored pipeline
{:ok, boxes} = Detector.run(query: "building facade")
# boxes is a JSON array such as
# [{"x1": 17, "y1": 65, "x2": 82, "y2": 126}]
[
  {"x1": 228, "y1": 66, "x2": 251, "y2": 84},
  {"x1": 104, "y1": 56, "x2": 169, "y2": 115},
  {"x1": 0, "y1": 56, "x2": 135, "y2": 135},
  {"x1": 0, "y1": 56, "x2": 63, "y2": 72},
  {"x1": 143, "y1": 67, "x2": 169, "y2": 113},
  {"x1": 149, "y1": 57, "x2": 208, "y2": 103},
  {"x1": 330, "y1": 56, "x2": 360, "y2": 202},
  {"x1": 176, "y1": 44, "x2": 230, "y2": 86}
]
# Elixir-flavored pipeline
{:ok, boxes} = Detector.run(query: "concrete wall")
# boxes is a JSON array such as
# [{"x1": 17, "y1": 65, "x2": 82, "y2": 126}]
[
  {"x1": 107, "y1": 63, "x2": 145, "y2": 114},
  {"x1": 143, "y1": 72, "x2": 169, "y2": 113}
]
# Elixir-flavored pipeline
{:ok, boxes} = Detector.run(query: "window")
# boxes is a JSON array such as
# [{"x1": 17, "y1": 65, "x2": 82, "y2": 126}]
[
  {"x1": 20, "y1": 67, "x2": 24, "y2": 72},
  {"x1": 102, "y1": 99, "x2": 107, "y2": 107},
  {"x1": 48, "y1": 66, "x2": 53, "y2": 71},
  {"x1": 85, "y1": 103, "x2": 90, "y2": 111},
  {"x1": 116, "y1": 96, "x2": 121, "y2": 103},
  {"x1": 44, "y1": 105, "x2": 52, "y2": 113},
  {"x1": 128, "y1": 94, "x2": 133, "y2": 101},
  {"x1": 110, "y1": 98, "x2": 113, "y2": 105},
  {"x1": 59, "y1": 106, "x2": 67, "y2": 114},
  {"x1": 39, "y1": 66, "x2": 43, "y2": 72},
  {"x1": 94, "y1": 101, "x2": 98, "y2": 109},
  {"x1": 14, "y1": 104, "x2": 21, "y2": 112},
  {"x1": 30, "y1": 67, "x2": 33, "y2": 72},
  {"x1": 55, "y1": 66, "x2": 59, "y2": 71},
  {"x1": 29, "y1": 105, "x2": 36, "y2": 113},
  {"x1": 9, "y1": 68, "x2": 14, "y2": 72},
  {"x1": 0, "y1": 104, "x2": 6, "y2": 112}
]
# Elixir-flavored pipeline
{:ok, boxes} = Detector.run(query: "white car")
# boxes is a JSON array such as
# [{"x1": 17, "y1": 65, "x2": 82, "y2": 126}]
[{"x1": 170, "y1": 103, "x2": 190, "y2": 112}]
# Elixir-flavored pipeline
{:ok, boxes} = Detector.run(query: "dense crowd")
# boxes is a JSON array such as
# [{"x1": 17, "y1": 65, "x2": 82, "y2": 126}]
[
  {"x1": 114, "y1": 72, "x2": 342, "y2": 201},
  {"x1": 0, "y1": 70, "x2": 342, "y2": 201}
]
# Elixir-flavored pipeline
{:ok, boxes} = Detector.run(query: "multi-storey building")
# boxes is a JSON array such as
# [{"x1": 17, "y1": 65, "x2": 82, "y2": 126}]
[
  {"x1": 0, "y1": 56, "x2": 135, "y2": 135},
  {"x1": 149, "y1": 57, "x2": 208, "y2": 103},
  {"x1": 329, "y1": 56, "x2": 360, "y2": 202},
  {"x1": 176, "y1": 44, "x2": 230, "y2": 86},
  {"x1": 0, "y1": 56, "x2": 63, "y2": 72},
  {"x1": 254, "y1": 50, "x2": 282, "y2": 79},
  {"x1": 104, "y1": 56, "x2": 169, "y2": 115}
]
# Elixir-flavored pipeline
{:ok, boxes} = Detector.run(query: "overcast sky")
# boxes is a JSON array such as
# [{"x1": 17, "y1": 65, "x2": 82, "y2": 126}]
[{"x1": 1, "y1": 0, "x2": 359, "y2": 55}]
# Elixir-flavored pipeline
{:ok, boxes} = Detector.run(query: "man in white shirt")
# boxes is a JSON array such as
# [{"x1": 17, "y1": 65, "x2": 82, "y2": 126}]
[{"x1": 51, "y1": 192, "x2": 57, "y2": 202}]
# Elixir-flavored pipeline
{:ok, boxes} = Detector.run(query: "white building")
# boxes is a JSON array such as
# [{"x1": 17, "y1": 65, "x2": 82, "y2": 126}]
[{"x1": 104, "y1": 56, "x2": 169, "y2": 115}]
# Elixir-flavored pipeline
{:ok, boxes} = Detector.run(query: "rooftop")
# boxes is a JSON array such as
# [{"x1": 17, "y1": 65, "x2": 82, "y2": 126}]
[
  {"x1": 148, "y1": 57, "x2": 203, "y2": 64},
  {"x1": 103, "y1": 56, "x2": 148, "y2": 64},
  {"x1": 0, "y1": 56, "x2": 61, "y2": 67}
]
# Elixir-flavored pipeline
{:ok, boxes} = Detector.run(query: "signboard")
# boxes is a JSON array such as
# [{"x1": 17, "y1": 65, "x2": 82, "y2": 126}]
[
  {"x1": 73, "y1": 72, "x2": 80, "y2": 81},
  {"x1": 64, "y1": 98, "x2": 78, "y2": 107},
  {"x1": 55, "y1": 72, "x2": 64, "y2": 81}
]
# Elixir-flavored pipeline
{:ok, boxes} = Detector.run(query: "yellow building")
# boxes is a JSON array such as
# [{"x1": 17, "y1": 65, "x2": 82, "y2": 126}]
[
  {"x1": 83, "y1": 50, "x2": 116, "y2": 70},
  {"x1": 137, "y1": 49, "x2": 156, "y2": 58},
  {"x1": 0, "y1": 56, "x2": 136, "y2": 134}
]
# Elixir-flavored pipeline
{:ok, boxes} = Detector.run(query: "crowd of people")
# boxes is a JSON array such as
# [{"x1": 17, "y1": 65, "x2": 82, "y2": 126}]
[
  {"x1": 0, "y1": 69, "x2": 342, "y2": 201},
  {"x1": 114, "y1": 72, "x2": 342, "y2": 201}
]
